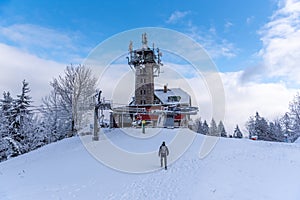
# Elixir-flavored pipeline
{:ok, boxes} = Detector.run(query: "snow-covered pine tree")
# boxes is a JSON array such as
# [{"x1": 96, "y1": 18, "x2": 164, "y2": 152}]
[
  {"x1": 0, "y1": 102, "x2": 9, "y2": 161},
  {"x1": 274, "y1": 120, "x2": 284, "y2": 141},
  {"x1": 10, "y1": 80, "x2": 34, "y2": 153},
  {"x1": 0, "y1": 138, "x2": 9, "y2": 161},
  {"x1": 0, "y1": 91, "x2": 22, "y2": 158},
  {"x1": 218, "y1": 121, "x2": 227, "y2": 137},
  {"x1": 246, "y1": 116, "x2": 256, "y2": 139},
  {"x1": 280, "y1": 112, "x2": 293, "y2": 142},
  {"x1": 233, "y1": 125, "x2": 243, "y2": 138},
  {"x1": 196, "y1": 118, "x2": 203, "y2": 134},
  {"x1": 254, "y1": 112, "x2": 270, "y2": 140},
  {"x1": 202, "y1": 120, "x2": 209, "y2": 135},
  {"x1": 247, "y1": 112, "x2": 270, "y2": 141},
  {"x1": 288, "y1": 93, "x2": 300, "y2": 142},
  {"x1": 209, "y1": 118, "x2": 218, "y2": 136},
  {"x1": 0, "y1": 92, "x2": 14, "y2": 138},
  {"x1": 268, "y1": 121, "x2": 284, "y2": 142}
]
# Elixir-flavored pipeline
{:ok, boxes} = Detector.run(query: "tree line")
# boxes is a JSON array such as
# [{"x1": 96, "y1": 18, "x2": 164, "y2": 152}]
[
  {"x1": 0, "y1": 65, "x2": 96, "y2": 162},
  {"x1": 246, "y1": 93, "x2": 300, "y2": 142},
  {"x1": 192, "y1": 118, "x2": 243, "y2": 138},
  {"x1": 192, "y1": 93, "x2": 300, "y2": 142}
]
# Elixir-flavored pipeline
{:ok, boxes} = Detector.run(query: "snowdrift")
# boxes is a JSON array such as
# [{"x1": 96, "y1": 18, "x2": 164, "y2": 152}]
[{"x1": 0, "y1": 128, "x2": 300, "y2": 200}]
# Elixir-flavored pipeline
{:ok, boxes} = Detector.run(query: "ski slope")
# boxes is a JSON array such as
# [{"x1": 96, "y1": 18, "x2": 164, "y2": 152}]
[{"x1": 0, "y1": 128, "x2": 300, "y2": 200}]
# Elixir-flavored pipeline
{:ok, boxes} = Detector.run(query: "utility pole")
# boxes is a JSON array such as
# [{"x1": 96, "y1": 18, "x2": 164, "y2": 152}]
[
  {"x1": 93, "y1": 106, "x2": 99, "y2": 141},
  {"x1": 93, "y1": 90, "x2": 102, "y2": 141}
]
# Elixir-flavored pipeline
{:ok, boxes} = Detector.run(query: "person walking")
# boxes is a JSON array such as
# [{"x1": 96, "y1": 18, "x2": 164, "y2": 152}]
[{"x1": 158, "y1": 141, "x2": 169, "y2": 170}]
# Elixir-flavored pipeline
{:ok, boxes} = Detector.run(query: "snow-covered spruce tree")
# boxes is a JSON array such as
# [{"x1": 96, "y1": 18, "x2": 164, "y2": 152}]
[
  {"x1": 0, "y1": 138, "x2": 9, "y2": 161},
  {"x1": 269, "y1": 120, "x2": 284, "y2": 142},
  {"x1": 246, "y1": 112, "x2": 270, "y2": 141},
  {"x1": 0, "y1": 102, "x2": 8, "y2": 161},
  {"x1": 0, "y1": 92, "x2": 15, "y2": 137},
  {"x1": 218, "y1": 121, "x2": 227, "y2": 137},
  {"x1": 209, "y1": 118, "x2": 218, "y2": 136},
  {"x1": 10, "y1": 80, "x2": 34, "y2": 153},
  {"x1": 0, "y1": 91, "x2": 19, "y2": 159},
  {"x1": 280, "y1": 112, "x2": 293, "y2": 142},
  {"x1": 288, "y1": 93, "x2": 300, "y2": 142},
  {"x1": 256, "y1": 113, "x2": 269, "y2": 141},
  {"x1": 45, "y1": 65, "x2": 97, "y2": 138},
  {"x1": 274, "y1": 120, "x2": 283, "y2": 141},
  {"x1": 246, "y1": 116, "x2": 256, "y2": 139},
  {"x1": 0, "y1": 92, "x2": 14, "y2": 138},
  {"x1": 233, "y1": 125, "x2": 243, "y2": 138},
  {"x1": 195, "y1": 118, "x2": 203, "y2": 134},
  {"x1": 201, "y1": 120, "x2": 209, "y2": 135}
]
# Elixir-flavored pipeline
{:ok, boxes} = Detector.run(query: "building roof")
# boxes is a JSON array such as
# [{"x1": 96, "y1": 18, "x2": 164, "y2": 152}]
[{"x1": 154, "y1": 88, "x2": 190, "y2": 105}]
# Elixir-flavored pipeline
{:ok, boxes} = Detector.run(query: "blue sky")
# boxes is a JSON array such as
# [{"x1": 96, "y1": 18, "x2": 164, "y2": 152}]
[
  {"x1": 0, "y1": 0, "x2": 276, "y2": 70},
  {"x1": 1, "y1": 0, "x2": 300, "y2": 133}
]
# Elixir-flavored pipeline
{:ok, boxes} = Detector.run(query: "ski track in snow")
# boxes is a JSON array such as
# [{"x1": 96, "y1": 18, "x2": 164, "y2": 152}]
[{"x1": 106, "y1": 158, "x2": 200, "y2": 200}]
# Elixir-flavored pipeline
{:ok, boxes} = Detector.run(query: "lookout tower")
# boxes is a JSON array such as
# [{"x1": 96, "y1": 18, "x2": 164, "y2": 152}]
[{"x1": 127, "y1": 33, "x2": 163, "y2": 105}]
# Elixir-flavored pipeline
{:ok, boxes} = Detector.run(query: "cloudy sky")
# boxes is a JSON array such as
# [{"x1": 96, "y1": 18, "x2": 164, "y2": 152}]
[{"x1": 0, "y1": 0, "x2": 300, "y2": 133}]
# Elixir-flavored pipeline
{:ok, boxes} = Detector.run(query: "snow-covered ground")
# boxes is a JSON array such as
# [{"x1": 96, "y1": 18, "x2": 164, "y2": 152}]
[{"x1": 0, "y1": 128, "x2": 300, "y2": 200}]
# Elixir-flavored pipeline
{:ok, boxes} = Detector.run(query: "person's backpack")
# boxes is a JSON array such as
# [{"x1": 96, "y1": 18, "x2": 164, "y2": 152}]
[{"x1": 160, "y1": 145, "x2": 169, "y2": 155}]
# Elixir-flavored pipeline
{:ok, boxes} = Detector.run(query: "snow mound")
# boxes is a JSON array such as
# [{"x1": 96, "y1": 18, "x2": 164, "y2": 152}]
[{"x1": 0, "y1": 128, "x2": 300, "y2": 200}]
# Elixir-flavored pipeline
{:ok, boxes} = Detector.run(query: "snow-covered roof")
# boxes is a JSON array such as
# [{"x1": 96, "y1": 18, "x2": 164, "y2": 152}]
[{"x1": 154, "y1": 88, "x2": 190, "y2": 105}]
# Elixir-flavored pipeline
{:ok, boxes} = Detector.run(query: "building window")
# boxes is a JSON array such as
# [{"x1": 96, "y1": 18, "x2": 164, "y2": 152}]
[
  {"x1": 139, "y1": 68, "x2": 145, "y2": 74},
  {"x1": 140, "y1": 78, "x2": 146, "y2": 83},
  {"x1": 168, "y1": 96, "x2": 181, "y2": 102}
]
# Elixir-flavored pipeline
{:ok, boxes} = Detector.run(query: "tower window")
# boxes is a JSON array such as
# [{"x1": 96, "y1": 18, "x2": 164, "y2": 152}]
[{"x1": 139, "y1": 68, "x2": 145, "y2": 74}]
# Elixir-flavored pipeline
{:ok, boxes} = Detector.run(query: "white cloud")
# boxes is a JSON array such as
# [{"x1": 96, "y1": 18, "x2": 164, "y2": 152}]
[
  {"x1": 224, "y1": 20, "x2": 233, "y2": 31},
  {"x1": 221, "y1": 71, "x2": 296, "y2": 134},
  {"x1": 166, "y1": 11, "x2": 191, "y2": 24},
  {"x1": 0, "y1": 23, "x2": 85, "y2": 62},
  {"x1": 0, "y1": 43, "x2": 65, "y2": 105},
  {"x1": 246, "y1": 16, "x2": 255, "y2": 24},
  {"x1": 258, "y1": 0, "x2": 300, "y2": 84},
  {"x1": 187, "y1": 23, "x2": 237, "y2": 59},
  {"x1": 0, "y1": 24, "x2": 72, "y2": 49}
]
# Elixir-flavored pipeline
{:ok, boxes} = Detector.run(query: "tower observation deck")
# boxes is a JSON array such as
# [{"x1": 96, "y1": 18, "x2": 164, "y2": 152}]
[{"x1": 127, "y1": 33, "x2": 163, "y2": 105}]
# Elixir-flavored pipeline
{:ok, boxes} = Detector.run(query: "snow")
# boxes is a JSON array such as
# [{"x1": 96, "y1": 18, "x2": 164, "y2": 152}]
[
  {"x1": 1, "y1": 128, "x2": 300, "y2": 200},
  {"x1": 154, "y1": 88, "x2": 190, "y2": 105},
  {"x1": 295, "y1": 137, "x2": 300, "y2": 143}
]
